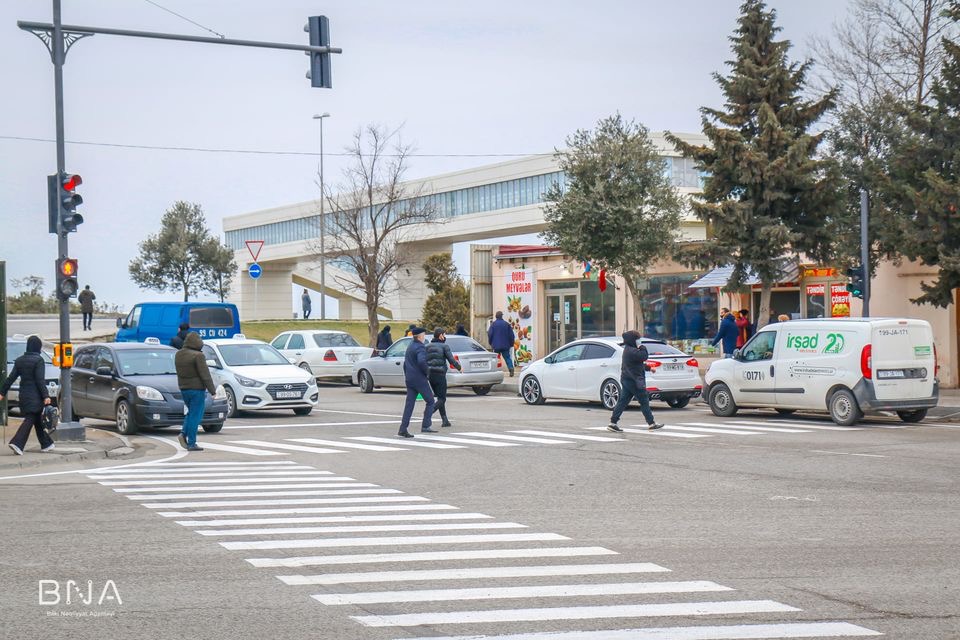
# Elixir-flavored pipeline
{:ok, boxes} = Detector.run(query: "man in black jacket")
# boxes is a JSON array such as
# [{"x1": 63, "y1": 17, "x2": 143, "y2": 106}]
[
  {"x1": 608, "y1": 330, "x2": 664, "y2": 433},
  {"x1": 426, "y1": 327, "x2": 461, "y2": 427},
  {"x1": 170, "y1": 322, "x2": 190, "y2": 349},
  {"x1": 0, "y1": 336, "x2": 54, "y2": 455}
]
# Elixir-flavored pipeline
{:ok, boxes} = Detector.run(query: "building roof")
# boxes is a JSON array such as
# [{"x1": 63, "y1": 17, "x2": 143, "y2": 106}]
[
  {"x1": 494, "y1": 245, "x2": 564, "y2": 259},
  {"x1": 688, "y1": 262, "x2": 800, "y2": 289}
]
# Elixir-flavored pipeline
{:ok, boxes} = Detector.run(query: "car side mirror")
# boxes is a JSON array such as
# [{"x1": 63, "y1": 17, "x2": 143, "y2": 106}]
[
  {"x1": 205, "y1": 359, "x2": 220, "y2": 369},
  {"x1": 115, "y1": 318, "x2": 123, "y2": 328},
  {"x1": 287, "y1": 357, "x2": 297, "y2": 364},
  {"x1": 544, "y1": 356, "x2": 554, "y2": 364},
  {"x1": 95, "y1": 366, "x2": 114, "y2": 377},
  {"x1": 380, "y1": 351, "x2": 388, "y2": 358},
  {"x1": 732, "y1": 348, "x2": 742, "y2": 360}
]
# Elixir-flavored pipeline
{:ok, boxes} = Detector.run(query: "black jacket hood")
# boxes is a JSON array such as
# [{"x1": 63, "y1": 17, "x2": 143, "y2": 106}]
[{"x1": 620, "y1": 331, "x2": 640, "y2": 348}]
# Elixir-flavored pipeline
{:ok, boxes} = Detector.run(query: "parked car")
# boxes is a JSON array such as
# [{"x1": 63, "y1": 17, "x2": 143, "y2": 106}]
[
  {"x1": 271, "y1": 330, "x2": 373, "y2": 379},
  {"x1": 115, "y1": 302, "x2": 240, "y2": 344},
  {"x1": 352, "y1": 335, "x2": 504, "y2": 395},
  {"x1": 6, "y1": 336, "x2": 60, "y2": 412},
  {"x1": 202, "y1": 335, "x2": 319, "y2": 417},
  {"x1": 519, "y1": 336, "x2": 702, "y2": 409},
  {"x1": 70, "y1": 340, "x2": 228, "y2": 435}
]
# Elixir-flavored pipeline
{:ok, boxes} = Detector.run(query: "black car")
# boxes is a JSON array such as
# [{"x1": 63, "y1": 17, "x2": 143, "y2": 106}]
[{"x1": 70, "y1": 342, "x2": 228, "y2": 435}]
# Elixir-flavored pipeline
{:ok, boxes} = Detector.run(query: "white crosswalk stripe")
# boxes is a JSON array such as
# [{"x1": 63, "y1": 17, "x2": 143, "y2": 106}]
[
  {"x1": 647, "y1": 425, "x2": 763, "y2": 436},
  {"x1": 286, "y1": 437, "x2": 408, "y2": 451},
  {"x1": 587, "y1": 427, "x2": 708, "y2": 438},
  {"x1": 99, "y1": 475, "x2": 350, "y2": 486},
  {"x1": 349, "y1": 436, "x2": 466, "y2": 449},
  {"x1": 454, "y1": 432, "x2": 576, "y2": 444},
  {"x1": 121, "y1": 488, "x2": 400, "y2": 501},
  {"x1": 510, "y1": 430, "x2": 624, "y2": 442},
  {"x1": 246, "y1": 546, "x2": 618, "y2": 568},
  {"x1": 142, "y1": 495, "x2": 431, "y2": 509},
  {"x1": 189, "y1": 442, "x2": 289, "y2": 456},
  {"x1": 228, "y1": 440, "x2": 347, "y2": 454},
  {"x1": 155, "y1": 503, "x2": 458, "y2": 518},
  {"x1": 176, "y1": 512, "x2": 493, "y2": 527},
  {"x1": 220, "y1": 532, "x2": 569, "y2": 551},
  {"x1": 414, "y1": 434, "x2": 519, "y2": 446},
  {"x1": 113, "y1": 481, "x2": 363, "y2": 492},
  {"x1": 198, "y1": 521, "x2": 527, "y2": 536},
  {"x1": 394, "y1": 622, "x2": 881, "y2": 639}
]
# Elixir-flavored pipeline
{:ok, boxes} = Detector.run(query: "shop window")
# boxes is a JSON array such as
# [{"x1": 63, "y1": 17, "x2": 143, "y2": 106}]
[
  {"x1": 805, "y1": 283, "x2": 827, "y2": 318},
  {"x1": 751, "y1": 291, "x2": 801, "y2": 324},
  {"x1": 639, "y1": 275, "x2": 718, "y2": 349},
  {"x1": 578, "y1": 281, "x2": 615, "y2": 338}
]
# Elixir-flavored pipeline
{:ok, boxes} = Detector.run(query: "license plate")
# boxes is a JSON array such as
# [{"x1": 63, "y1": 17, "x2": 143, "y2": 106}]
[
  {"x1": 662, "y1": 363, "x2": 685, "y2": 372},
  {"x1": 276, "y1": 391, "x2": 302, "y2": 398},
  {"x1": 348, "y1": 354, "x2": 359, "y2": 362},
  {"x1": 471, "y1": 361, "x2": 490, "y2": 370},
  {"x1": 877, "y1": 369, "x2": 905, "y2": 379}
]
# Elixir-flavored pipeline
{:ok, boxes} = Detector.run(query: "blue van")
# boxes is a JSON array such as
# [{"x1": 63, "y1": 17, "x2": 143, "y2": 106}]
[{"x1": 115, "y1": 302, "x2": 241, "y2": 344}]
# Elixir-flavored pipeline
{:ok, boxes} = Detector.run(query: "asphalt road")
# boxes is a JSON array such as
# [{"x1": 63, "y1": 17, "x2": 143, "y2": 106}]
[
  {"x1": 7, "y1": 316, "x2": 117, "y2": 341},
  {"x1": 1, "y1": 387, "x2": 958, "y2": 639}
]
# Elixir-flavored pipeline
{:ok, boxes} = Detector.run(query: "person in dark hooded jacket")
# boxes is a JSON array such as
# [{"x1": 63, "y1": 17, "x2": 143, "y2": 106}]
[
  {"x1": 376, "y1": 325, "x2": 393, "y2": 351},
  {"x1": 170, "y1": 322, "x2": 190, "y2": 349},
  {"x1": 174, "y1": 332, "x2": 216, "y2": 451},
  {"x1": 607, "y1": 330, "x2": 663, "y2": 433},
  {"x1": 712, "y1": 312, "x2": 738, "y2": 357},
  {"x1": 0, "y1": 335, "x2": 54, "y2": 455}
]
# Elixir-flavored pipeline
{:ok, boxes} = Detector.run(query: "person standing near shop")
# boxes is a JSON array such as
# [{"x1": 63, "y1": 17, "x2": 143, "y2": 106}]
[
  {"x1": 607, "y1": 330, "x2": 663, "y2": 433},
  {"x1": 301, "y1": 289, "x2": 312, "y2": 320},
  {"x1": 376, "y1": 325, "x2": 393, "y2": 352},
  {"x1": 735, "y1": 308, "x2": 753, "y2": 349},
  {"x1": 174, "y1": 332, "x2": 216, "y2": 452},
  {"x1": 0, "y1": 336, "x2": 54, "y2": 455},
  {"x1": 78, "y1": 285, "x2": 96, "y2": 331},
  {"x1": 713, "y1": 311, "x2": 738, "y2": 358},
  {"x1": 487, "y1": 311, "x2": 516, "y2": 377},
  {"x1": 426, "y1": 327, "x2": 461, "y2": 428},
  {"x1": 397, "y1": 327, "x2": 436, "y2": 437},
  {"x1": 454, "y1": 323, "x2": 469, "y2": 337}
]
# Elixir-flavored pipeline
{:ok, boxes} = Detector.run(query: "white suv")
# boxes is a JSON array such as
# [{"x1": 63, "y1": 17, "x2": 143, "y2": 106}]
[{"x1": 202, "y1": 335, "x2": 318, "y2": 417}]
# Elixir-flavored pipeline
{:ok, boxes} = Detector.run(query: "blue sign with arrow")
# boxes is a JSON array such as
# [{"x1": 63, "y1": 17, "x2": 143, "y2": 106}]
[{"x1": 249, "y1": 263, "x2": 262, "y2": 279}]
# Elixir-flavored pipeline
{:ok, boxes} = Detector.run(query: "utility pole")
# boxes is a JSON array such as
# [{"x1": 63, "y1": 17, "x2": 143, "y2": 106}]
[
  {"x1": 313, "y1": 113, "x2": 331, "y2": 319},
  {"x1": 860, "y1": 188, "x2": 871, "y2": 317}
]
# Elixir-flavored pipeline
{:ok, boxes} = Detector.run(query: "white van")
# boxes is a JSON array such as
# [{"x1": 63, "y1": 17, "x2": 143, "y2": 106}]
[{"x1": 704, "y1": 318, "x2": 939, "y2": 425}]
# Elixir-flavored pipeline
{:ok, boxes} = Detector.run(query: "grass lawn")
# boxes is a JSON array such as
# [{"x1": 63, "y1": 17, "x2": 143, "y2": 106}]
[{"x1": 241, "y1": 319, "x2": 417, "y2": 346}]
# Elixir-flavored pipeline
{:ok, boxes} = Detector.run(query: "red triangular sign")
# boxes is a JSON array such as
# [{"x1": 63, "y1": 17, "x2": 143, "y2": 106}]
[{"x1": 245, "y1": 240, "x2": 264, "y2": 262}]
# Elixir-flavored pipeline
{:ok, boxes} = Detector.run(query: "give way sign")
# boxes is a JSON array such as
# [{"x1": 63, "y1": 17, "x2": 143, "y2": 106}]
[{"x1": 245, "y1": 240, "x2": 264, "y2": 263}]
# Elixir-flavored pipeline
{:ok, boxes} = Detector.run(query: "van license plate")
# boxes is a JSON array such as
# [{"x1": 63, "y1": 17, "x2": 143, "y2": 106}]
[
  {"x1": 276, "y1": 391, "x2": 302, "y2": 398},
  {"x1": 877, "y1": 370, "x2": 905, "y2": 379}
]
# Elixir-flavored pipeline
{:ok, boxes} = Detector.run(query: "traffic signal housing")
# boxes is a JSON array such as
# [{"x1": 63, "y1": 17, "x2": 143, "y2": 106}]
[
  {"x1": 305, "y1": 16, "x2": 332, "y2": 88},
  {"x1": 846, "y1": 265, "x2": 865, "y2": 299},
  {"x1": 48, "y1": 172, "x2": 84, "y2": 233},
  {"x1": 56, "y1": 258, "x2": 79, "y2": 301}
]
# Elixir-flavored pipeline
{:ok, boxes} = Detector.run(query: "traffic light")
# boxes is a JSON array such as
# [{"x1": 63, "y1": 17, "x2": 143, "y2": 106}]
[
  {"x1": 846, "y1": 265, "x2": 865, "y2": 299},
  {"x1": 48, "y1": 172, "x2": 84, "y2": 233},
  {"x1": 305, "y1": 16, "x2": 332, "y2": 88},
  {"x1": 56, "y1": 258, "x2": 79, "y2": 301}
]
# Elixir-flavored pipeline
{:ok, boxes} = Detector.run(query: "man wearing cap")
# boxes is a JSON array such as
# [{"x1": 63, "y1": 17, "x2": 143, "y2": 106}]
[{"x1": 398, "y1": 327, "x2": 436, "y2": 437}]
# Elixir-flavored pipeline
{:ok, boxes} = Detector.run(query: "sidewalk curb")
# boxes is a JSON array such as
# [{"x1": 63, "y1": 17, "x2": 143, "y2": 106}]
[{"x1": 0, "y1": 432, "x2": 131, "y2": 472}]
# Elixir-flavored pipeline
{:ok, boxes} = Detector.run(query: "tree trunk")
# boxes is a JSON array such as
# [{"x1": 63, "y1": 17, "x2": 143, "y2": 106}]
[
  {"x1": 366, "y1": 290, "x2": 380, "y2": 348},
  {"x1": 756, "y1": 283, "x2": 772, "y2": 330},
  {"x1": 182, "y1": 282, "x2": 189, "y2": 302},
  {"x1": 623, "y1": 277, "x2": 645, "y2": 334}
]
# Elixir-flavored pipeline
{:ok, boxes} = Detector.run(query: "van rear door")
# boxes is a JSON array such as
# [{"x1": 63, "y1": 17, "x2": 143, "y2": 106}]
[{"x1": 870, "y1": 320, "x2": 936, "y2": 400}]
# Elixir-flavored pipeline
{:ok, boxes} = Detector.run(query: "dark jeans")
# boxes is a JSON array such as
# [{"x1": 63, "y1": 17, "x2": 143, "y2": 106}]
[
  {"x1": 10, "y1": 411, "x2": 54, "y2": 451},
  {"x1": 180, "y1": 389, "x2": 206, "y2": 447},
  {"x1": 303, "y1": 307, "x2": 311, "y2": 319},
  {"x1": 496, "y1": 349, "x2": 513, "y2": 372},
  {"x1": 428, "y1": 373, "x2": 449, "y2": 424},
  {"x1": 610, "y1": 377, "x2": 656, "y2": 425},
  {"x1": 82, "y1": 312, "x2": 93, "y2": 330},
  {"x1": 399, "y1": 379, "x2": 435, "y2": 433}
]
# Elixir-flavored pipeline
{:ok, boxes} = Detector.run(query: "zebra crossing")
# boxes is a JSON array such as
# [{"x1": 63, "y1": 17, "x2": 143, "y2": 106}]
[{"x1": 83, "y1": 460, "x2": 880, "y2": 639}]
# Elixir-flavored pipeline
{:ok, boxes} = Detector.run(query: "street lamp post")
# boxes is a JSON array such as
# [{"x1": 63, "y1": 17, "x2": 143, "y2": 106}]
[{"x1": 313, "y1": 112, "x2": 330, "y2": 320}]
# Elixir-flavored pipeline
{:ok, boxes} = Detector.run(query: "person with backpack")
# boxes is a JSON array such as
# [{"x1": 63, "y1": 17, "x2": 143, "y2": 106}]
[
  {"x1": 607, "y1": 330, "x2": 664, "y2": 433},
  {"x1": 0, "y1": 336, "x2": 54, "y2": 455}
]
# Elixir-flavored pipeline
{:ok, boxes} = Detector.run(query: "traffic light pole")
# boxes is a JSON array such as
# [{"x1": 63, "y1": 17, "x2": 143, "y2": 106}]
[{"x1": 860, "y1": 188, "x2": 871, "y2": 318}]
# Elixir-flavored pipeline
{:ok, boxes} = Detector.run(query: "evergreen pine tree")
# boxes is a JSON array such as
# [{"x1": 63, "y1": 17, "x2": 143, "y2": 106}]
[{"x1": 667, "y1": 0, "x2": 841, "y2": 327}]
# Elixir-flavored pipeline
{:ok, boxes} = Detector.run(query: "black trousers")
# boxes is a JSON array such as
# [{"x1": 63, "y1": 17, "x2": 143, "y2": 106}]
[
  {"x1": 82, "y1": 312, "x2": 93, "y2": 329},
  {"x1": 610, "y1": 377, "x2": 656, "y2": 425},
  {"x1": 428, "y1": 373, "x2": 449, "y2": 423},
  {"x1": 399, "y1": 379, "x2": 435, "y2": 433},
  {"x1": 10, "y1": 411, "x2": 54, "y2": 450}
]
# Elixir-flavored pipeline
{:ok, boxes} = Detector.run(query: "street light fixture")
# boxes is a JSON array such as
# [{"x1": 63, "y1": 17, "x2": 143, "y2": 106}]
[{"x1": 312, "y1": 112, "x2": 330, "y2": 320}]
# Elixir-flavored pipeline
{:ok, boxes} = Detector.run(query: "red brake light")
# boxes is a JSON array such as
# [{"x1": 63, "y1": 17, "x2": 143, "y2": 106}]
[
  {"x1": 646, "y1": 386, "x2": 659, "y2": 392},
  {"x1": 450, "y1": 354, "x2": 460, "y2": 370},
  {"x1": 860, "y1": 344, "x2": 872, "y2": 379},
  {"x1": 646, "y1": 360, "x2": 662, "y2": 370},
  {"x1": 686, "y1": 358, "x2": 699, "y2": 368},
  {"x1": 323, "y1": 349, "x2": 338, "y2": 362},
  {"x1": 497, "y1": 354, "x2": 503, "y2": 368}
]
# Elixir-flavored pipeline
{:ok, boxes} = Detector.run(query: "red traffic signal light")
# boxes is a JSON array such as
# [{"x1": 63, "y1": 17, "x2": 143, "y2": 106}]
[
  {"x1": 59, "y1": 172, "x2": 84, "y2": 233},
  {"x1": 59, "y1": 258, "x2": 78, "y2": 277},
  {"x1": 62, "y1": 173, "x2": 82, "y2": 192},
  {"x1": 56, "y1": 258, "x2": 79, "y2": 300}
]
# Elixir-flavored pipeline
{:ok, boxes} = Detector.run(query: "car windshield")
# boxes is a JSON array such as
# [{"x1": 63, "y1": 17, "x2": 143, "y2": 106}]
[
  {"x1": 218, "y1": 343, "x2": 289, "y2": 366},
  {"x1": 643, "y1": 341, "x2": 685, "y2": 356},
  {"x1": 116, "y1": 349, "x2": 178, "y2": 376},
  {"x1": 443, "y1": 336, "x2": 487, "y2": 353},
  {"x1": 313, "y1": 333, "x2": 361, "y2": 348},
  {"x1": 7, "y1": 342, "x2": 53, "y2": 364}
]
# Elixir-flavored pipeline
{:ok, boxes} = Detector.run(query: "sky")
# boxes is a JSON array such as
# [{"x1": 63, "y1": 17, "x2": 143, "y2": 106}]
[{"x1": 0, "y1": 0, "x2": 851, "y2": 314}]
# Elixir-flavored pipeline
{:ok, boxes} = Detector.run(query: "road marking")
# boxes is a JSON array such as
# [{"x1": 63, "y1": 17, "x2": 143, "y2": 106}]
[
  {"x1": 191, "y1": 442, "x2": 293, "y2": 456},
  {"x1": 511, "y1": 430, "x2": 624, "y2": 442},
  {"x1": 156, "y1": 503, "x2": 458, "y2": 518},
  {"x1": 175, "y1": 512, "x2": 491, "y2": 527},
  {"x1": 655, "y1": 425, "x2": 762, "y2": 436},
  {"x1": 680, "y1": 422, "x2": 809, "y2": 434},
  {"x1": 279, "y1": 562, "x2": 669, "y2": 585},
  {"x1": 587, "y1": 427, "x2": 708, "y2": 438},
  {"x1": 414, "y1": 434, "x2": 519, "y2": 447},
  {"x1": 222, "y1": 420, "x2": 399, "y2": 430},
  {"x1": 221, "y1": 532, "x2": 568, "y2": 551},
  {"x1": 350, "y1": 599, "x2": 799, "y2": 627},
  {"x1": 101, "y1": 461, "x2": 305, "y2": 468},
  {"x1": 98, "y1": 475, "x2": 349, "y2": 486},
  {"x1": 87, "y1": 470, "x2": 336, "y2": 480},
  {"x1": 287, "y1": 437, "x2": 408, "y2": 451},
  {"x1": 246, "y1": 546, "x2": 617, "y2": 568},
  {"x1": 142, "y1": 495, "x2": 430, "y2": 509},
  {"x1": 809, "y1": 450, "x2": 887, "y2": 458},
  {"x1": 197, "y1": 521, "x2": 526, "y2": 536},
  {"x1": 317, "y1": 580, "x2": 731, "y2": 605},
  {"x1": 454, "y1": 432, "x2": 575, "y2": 444},
  {"x1": 349, "y1": 436, "x2": 465, "y2": 449},
  {"x1": 113, "y1": 481, "x2": 362, "y2": 492},
  {"x1": 730, "y1": 420, "x2": 860, "y2": 431},
  {"x1": 228, "y1": 440, "x2": 347, "y2": 454},
  {"x1": 391, "y1": 621, "x2": 881, "y2": 639},
  {"x1": 123, "y1": 488, "x2": 400, "y2": 501}
]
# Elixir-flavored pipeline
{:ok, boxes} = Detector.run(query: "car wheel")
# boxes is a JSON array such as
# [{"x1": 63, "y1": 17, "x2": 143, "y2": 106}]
[
  {"x1": 896, "y1": 409, "x2": 927, "y2": 423},
  {"x1": 521, "y1": 376, "x2": 546, "y2": 405},
  {"x1": 601, "y1": 379, "x2": 621, "y2": 410},
  {"x1": 708, "y1": 383, "x2": 738, "y2": 417},
  {"x1": 775, "y1": 408, "x2": 796, "y2": 415},
  {"x1": 358, "y1": 370, "x2": 374, "y2": 393},
  {"x1": 115, "y1": 399, "x2": 139, "y2": 435},
  {"x1": 202, "y1": 423, "x2": 224, "y2": 433},
  {"x1": 298, "y1": 362, "x2": 313, "y2": 375},
  {"x1": 223, "y1": 386, "x2": 238, "y2": 418},
  {"x1": 472, "y1": 386, "x2": 492, "y2": 396},
  {"x1": 828, "y1": 388, "x2": 862, "y2": 426},
  {"x1": 666, "y1": 397, "x2": 690, "y2": 409},
  {"x1": 293, "y1": 407, "x2": 313, "y2": 416}
]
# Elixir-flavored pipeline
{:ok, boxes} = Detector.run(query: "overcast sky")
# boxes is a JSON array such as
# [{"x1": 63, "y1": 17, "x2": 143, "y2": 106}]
[{"x1": 0, "y1": 0, "x2": 851, "y2": 313}]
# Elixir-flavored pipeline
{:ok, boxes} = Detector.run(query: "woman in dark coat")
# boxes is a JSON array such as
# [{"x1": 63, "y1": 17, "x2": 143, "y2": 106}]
[
  {"x1": 376, "y1": 325, "x2": 393, "y2": 351},
  {"x1": 0, "y1": 335, "x2": 54, "y2": 455}
]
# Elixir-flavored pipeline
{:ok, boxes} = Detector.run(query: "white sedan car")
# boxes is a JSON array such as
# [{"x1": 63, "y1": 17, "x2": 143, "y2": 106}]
[
  {"x1": 519, "y1": 336, "x2": 703, "y2": 409},
  {"x1": 271, "y1": 330, "x2": 373, "y2": 379},
  {"x1": 202, "y1": 336, "x2": 318, "y2": 417}
]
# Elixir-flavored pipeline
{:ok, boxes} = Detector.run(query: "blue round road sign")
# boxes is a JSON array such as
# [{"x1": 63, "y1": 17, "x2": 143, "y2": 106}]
[{"x1": 249, "y1": 263, "x2": 262, "y2": 279}]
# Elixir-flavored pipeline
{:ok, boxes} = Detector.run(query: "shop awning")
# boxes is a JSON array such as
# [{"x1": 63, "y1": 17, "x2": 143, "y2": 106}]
[{"x1": 688, "y1": 262, "x2": 800, "y2": 289}]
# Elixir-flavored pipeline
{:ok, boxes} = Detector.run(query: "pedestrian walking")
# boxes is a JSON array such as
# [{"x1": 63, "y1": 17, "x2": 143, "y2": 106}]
[
  {"x1": 454, "y1": 323, "x2": 469, "y2": 337},
  {"x1": 78, "y1": 285, "x2": 96, "y2": 331},
  {"x1": 0, "y1": 336, "x2": 54, "y2": 455},
  {"x1": 426, "y1": 327, "x2": 461, "y2": 428},
  {"x1": 397, "y1": 327, "x2": 436, "y2": 438},
  {"x1": 170, "y1": 322, "x2": 190, "y2": 349},
  {"x1": 607, "y1": 330, "x2": 663, "y2": 432},
  {"x1": 712, "y1": 312, "x2": 738, "y2": 357},
  {"x1": 735, "y1": 308, "x2": 753, "y2": 349},
  {"x1": 174, "y1": 333, "x2": 216, "y2": 452},
  {"x1": 376, "y1": 325, "x2": 393, "y2": 351},
  {"x1": 301, "y1": 289, "x2": 312, "y2": 320},
  {"x1": 487, "y1": 311, "x2": 516, "y2": 377}
]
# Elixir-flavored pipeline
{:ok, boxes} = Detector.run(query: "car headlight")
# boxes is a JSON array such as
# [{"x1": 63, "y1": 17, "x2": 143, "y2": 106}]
[
  {"x1": 136, "y1": 386, "x2": 164, "y2": 401},
  {"x1": 307, "y1": 377, "x2": 317, "y2": 387},
  {"x1": 235, "y1": 374, "x2": 264, "y2": 388},
  {"x1": 215, "y1": 385, "x2": 227, "y2": 399}
]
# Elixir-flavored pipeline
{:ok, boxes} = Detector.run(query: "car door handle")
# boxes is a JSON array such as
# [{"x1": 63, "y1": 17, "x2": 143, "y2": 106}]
[
  {"x1": 770, "y1": 365, "x2": 775, "y2": 376},
  {"x1": 567, "y1": 367, "x2": 575, "y2": 370},
  {"x1": 88, "y1": 377, "x2": 96, "y2": 383},
  {"x1": 295, "y1": 352, "x2": 302, "y2": 356},
  {"x1": 395, "y1": 362, "x2": 401, "y2": 366},
  {"x1": 600, "y1": 363, "x2": 608, "y2": 367}
]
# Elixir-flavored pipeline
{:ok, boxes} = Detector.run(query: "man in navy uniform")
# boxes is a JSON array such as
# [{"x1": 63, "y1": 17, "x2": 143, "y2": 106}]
[{"x1": 397, "y1": 327, "x2": 436, "y2": 437}]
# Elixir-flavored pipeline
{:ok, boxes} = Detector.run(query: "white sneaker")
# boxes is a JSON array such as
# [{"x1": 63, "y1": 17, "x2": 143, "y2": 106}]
[
  {"x1": 41, "y1": 444, "x2": 56, "y2": 452},
  {"x1": 8, "y1": 443, "x2": 23, "y2": 456}
]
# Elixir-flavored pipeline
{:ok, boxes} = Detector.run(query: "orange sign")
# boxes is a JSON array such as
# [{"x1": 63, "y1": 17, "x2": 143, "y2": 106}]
[{"x1": 803, "y1": 267, "x2": 837, "y2": 278}]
